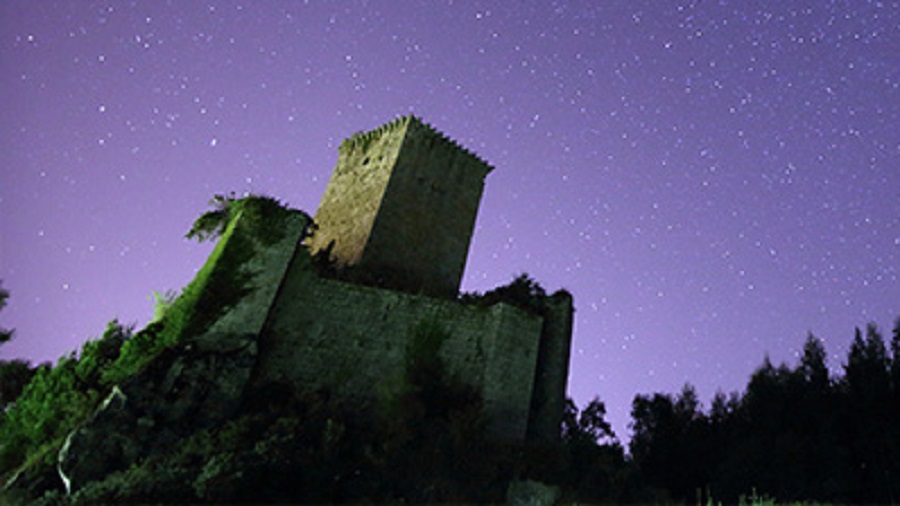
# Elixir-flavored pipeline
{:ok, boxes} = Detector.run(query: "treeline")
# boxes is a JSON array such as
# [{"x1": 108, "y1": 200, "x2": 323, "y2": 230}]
[{"x1": 629, "y1": 319, "x2": 900, "y2": 504}]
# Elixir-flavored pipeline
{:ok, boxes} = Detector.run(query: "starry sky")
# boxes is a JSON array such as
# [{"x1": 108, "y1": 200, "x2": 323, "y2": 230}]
[{"x1": 1, "y1": 1, "x2": 897, "y2": 442}]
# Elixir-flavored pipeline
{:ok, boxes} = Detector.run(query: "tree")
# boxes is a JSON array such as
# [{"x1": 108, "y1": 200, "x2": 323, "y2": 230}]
[
  {"x1": 562, "y1": 397, "x2": 615, "y2": 445},
  {"x1": 843, "y1": 324, "x2": 893, "y2": 502},
  {"x1": 784, "y1": 334, "x2": 843, "y2": 500},
  {"x1": 0, "y1": 359, "x2": 41, "y2": 412},
  {"x1": 0, "y1": 281, "x2": 13, "y2": 344},
  {"x1": 185, "y1": 193, "x2": 303, "y2": 246},
  {"x1": 799, "y1": 332, "x2": 829, "y2": 388},
  {"x1": 630, "y1": 388, "x2": 707, "y2": 501},
  {"x1": 559, "y1": 397, "x2": 627, "y2": 503},
  {"x1": 186, "y1": 193, "x2": 239, "y2": 242},
  {"x1": 844, "y1": 324, "x2": 890, "y2": 401},
  {"x1": 673, "y1": 384, "x2": 700, "y2": 423},
  {"x1": 891, "y1": 317, "x2": 900, "y2": 392},
  {"x1": 708, "y1": 390, "x2": 738, "y2": 426},
  {"x1": 626, "y1": 321, "x2": 900, "y2": 503},
  {"x1": 0, "y1": 282, "x2": 39, "y2": 412},
  {"x1": 891, "y1": 317, "x2": 900, "y2": 503},
  {"x1": 460, "y1": 274, "x2": 548, "y2": 316}
]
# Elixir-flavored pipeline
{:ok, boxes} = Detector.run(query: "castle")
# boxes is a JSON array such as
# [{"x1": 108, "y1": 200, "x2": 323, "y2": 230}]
[
  {"x1": 50, "y1": 115, "x2": 576, "y2": 497},
  {"x1": 203, "y1": 116, "x2": 574, "y2": 441}
]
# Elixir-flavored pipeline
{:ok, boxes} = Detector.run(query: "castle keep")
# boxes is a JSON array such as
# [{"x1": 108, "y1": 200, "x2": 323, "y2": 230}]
[{"x1": 307, "y1": 116, "x2": 493, "y2": 298}]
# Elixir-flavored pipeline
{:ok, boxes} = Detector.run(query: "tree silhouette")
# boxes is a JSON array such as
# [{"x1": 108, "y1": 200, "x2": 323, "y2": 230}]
[
  {"x1": 627, "y1": 320, "x2": 900, "y2": 503},
  {"x1": 559, "y1": 397, "x2": 627, "y2": 502},
  {"x1": 843, "y1": 324, "x2": 894, "y2": 502},
  {"x1": 0, "y1": 281, "x2": 13, "y2": 344},
  {"x1": 799, "y1": 332, "x2": 829, "y2": 388},
  {"x1": 891, "y1": 318, "x2": 900, "y2": 502},
  {"x1": 0, "y1": 283, "x2": 42, "y2": 414},
  {"x1": 562, "y1": 397, "x2": 616, "y2": 445},
  {"x1": 630, "y1": 385, "x2": 709, "y2": 501},
  {"x1": 0, "y1": 360, "x2": 39, "y2": 413},
  {"x1": 460, "y1": 274, "x2": 548, "y2": 316},
  {"x1": 186, "y1": 193, "x2": 239, "y2": 242}
]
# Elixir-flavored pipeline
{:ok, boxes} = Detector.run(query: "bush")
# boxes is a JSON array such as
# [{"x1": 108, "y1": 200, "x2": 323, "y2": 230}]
[
  {"x1": 0, "y1": 321, "x2": 134, "y2": 478},
  {"x1": 460, "y1": 273, "x2": 549, "y2": 316}
]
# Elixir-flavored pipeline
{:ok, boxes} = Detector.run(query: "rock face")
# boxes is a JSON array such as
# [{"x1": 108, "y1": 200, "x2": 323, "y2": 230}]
[{"x1": 58, "y1": 332, "x2": 257, "y2": 494}]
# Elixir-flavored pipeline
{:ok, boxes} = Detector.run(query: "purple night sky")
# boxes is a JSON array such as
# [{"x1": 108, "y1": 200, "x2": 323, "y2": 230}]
[{"x1": 1, "y1": 1, "x2": 897, "y2": 441}]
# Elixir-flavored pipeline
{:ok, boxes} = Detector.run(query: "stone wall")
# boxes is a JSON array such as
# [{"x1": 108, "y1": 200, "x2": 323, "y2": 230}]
[
  {"x1": 527, "y1": 291, "x2": 575, "y2": 441},
  {"x1": 202, "y1": 210, "x2": 312, "y2": 339},
  {"x1": 254, "y1": 250, "x2": 547, "y2": 440}
]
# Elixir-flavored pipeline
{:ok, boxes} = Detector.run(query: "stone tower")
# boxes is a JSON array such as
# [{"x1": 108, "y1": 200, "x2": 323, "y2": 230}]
[{"x1": 307, "y1": 115, "x2": 493, "y2": 297}]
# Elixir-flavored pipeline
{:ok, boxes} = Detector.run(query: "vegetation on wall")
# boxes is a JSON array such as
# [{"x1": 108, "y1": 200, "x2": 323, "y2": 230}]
[
  {"x1": 404, "y1": 319, "x2": 450, "y2": 377},
  {"x1": 460, "y1": 273, "x2": 550, "y2": 316},
  {"x1": 186, "y1": 193, "x2": 303, "y2": 247},
  {"x1": 104, "y1": 193, "x2": 304, "y2": 385},
  {"x1": 3, "y1": 321, "x2": 547, "y2": 504},
  {"x1": 378, "y1": 318, "x2": 480, "y2": 446},
  {"x1": 20, "y1": 313, "x2": 899, "y2": 503}
]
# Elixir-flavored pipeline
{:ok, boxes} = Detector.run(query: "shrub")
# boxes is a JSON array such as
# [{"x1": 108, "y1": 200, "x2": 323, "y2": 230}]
[
  {"x1": 460, "y1": 273, "x2": 549, "y2": 316},
  {"x1": 0, "y1": 321, "x2": 134, "y2": 477}
]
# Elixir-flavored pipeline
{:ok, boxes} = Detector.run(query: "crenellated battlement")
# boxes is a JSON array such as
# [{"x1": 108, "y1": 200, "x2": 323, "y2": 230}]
[
  {"x1": 339, "y1": 115, "x2": 494, "y2": 175},
  {"x1": 339, "y1": 115, "x2": 409, "y2": 153}
]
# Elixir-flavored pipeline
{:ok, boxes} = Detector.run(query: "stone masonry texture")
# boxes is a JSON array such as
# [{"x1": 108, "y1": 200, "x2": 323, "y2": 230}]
[{"x1": 256, "y1": 251, "x2": 546, "y2": 440}]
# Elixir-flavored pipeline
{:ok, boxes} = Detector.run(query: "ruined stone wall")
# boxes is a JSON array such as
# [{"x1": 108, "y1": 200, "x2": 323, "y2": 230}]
[
  {"x1": 188, "y1": 209, "x2": 312, "y2": 340},
  {"x1": 527, "y1": 292, "x2": 575, "y2": 441},
  {"x1": 255, "y1": 251, "x2": 544, "y2": 440},
  {"x1": 181, "y1": 203, "x2": 571, "y2": 442}
]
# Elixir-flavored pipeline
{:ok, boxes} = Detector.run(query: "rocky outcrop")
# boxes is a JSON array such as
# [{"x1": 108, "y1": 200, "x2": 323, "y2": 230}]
[{"x1": 57, "y1": 332, "x2": 258, "y2": 494}]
